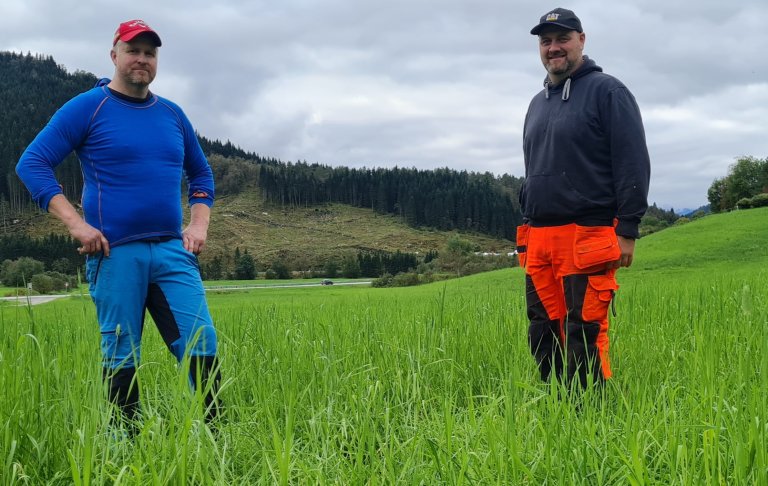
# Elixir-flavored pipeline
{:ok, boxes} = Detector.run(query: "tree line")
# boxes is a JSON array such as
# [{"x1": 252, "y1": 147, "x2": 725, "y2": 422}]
[
  {"x1": 707, "y1": 156, "x2": 768, "y2": 212},
  {"x1": 258, "y1": 163, "x2": 524, "y2": 239},
  {"x1": 199, "y1": 247, "x2": 432, "y2": 281}
]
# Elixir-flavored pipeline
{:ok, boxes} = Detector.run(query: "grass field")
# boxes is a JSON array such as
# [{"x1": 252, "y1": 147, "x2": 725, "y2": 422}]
[{"x1": 1, "y1": 208, "x2": 767, "y2": 484}]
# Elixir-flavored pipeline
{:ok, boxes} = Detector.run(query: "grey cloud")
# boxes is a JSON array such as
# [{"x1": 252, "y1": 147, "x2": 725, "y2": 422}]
[{"x1": 2, "y1": 0, "x2": 765, "y2": 210}]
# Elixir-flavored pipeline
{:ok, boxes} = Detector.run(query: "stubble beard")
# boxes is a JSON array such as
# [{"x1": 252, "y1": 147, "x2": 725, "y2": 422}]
[
  {"x1": 124, "y1": 71, "x2": 153, "y2": 90},
  {"x1": 545, "y1": 57, "x2": 574, "y2": 77}
]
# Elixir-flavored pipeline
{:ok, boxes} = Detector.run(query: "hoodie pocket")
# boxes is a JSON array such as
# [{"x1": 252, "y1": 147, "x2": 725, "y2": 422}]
[
  {"x1": 573, "y1": 226, "x2": 620, "y2": 270},
  {"x1": 523, "y1": 174, "x2": 593, "y2": 220}
]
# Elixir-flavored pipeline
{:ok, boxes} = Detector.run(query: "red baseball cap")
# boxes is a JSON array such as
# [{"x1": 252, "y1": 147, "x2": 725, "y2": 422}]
[{"x1": 113, "y1": 19, "x2": 162, "y2": 46}]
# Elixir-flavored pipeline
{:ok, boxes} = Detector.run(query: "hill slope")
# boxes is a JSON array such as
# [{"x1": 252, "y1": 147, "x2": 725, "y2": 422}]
[
  {"x1": 616, "y1": 206, "x2": 768, "y2": 286},
  {"x1": 207, "y1": 190, "x2": 513, "y2": 267},
  {"x1": 4, "y1": 187, "x2": 514, "y2": 269}
]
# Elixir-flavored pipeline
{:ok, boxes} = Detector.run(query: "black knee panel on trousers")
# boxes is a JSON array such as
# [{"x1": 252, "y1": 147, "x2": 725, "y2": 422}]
[
  {"x1": 189, "y1": 355, "x2": 222, "y2": 422},
  {"x1": 565, "y1": 320, "x2": 604, "y2": 389},
  {"x1": 103, "y1": 366, "x2": 139, "y2": 422},
  {"x1": 563, "y1": 274, "x2": 605, "y2": 389},
  {"x1": 526, "y1": 274, "x2": 564, "y2": 382}
]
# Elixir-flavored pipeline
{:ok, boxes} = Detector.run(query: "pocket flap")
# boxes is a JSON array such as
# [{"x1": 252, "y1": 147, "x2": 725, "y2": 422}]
[
  {"x1": 588, "y1": 275, "x2": 618, "y2": 292},
  {"x1": 588, "y1": 275, "x2": 619, "y2": 302},
  {"x1": 576, "y1": 239, "x2": 614, "y2": 254},
  {"x1": 573, "y1": 226, "x2": 620, "y2": 269}
]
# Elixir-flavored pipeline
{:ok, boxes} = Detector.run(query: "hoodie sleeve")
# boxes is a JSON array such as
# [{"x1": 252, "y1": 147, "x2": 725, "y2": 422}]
[
  {"x1": 15, "y1": 94, "x2": 93, "y2": 211},
  {"x1": 602, "y1": 86, "x2": 651, "y2": 238}
]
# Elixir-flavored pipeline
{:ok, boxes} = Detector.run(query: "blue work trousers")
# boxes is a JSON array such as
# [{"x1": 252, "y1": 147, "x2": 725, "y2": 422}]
[{"x1": 86, "y1": 239, "x2": 217, "y2": 370}]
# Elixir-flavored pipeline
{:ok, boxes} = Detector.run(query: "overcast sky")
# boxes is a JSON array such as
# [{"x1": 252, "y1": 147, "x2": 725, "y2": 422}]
[{"x1": 2, "y1": 0, "x2": 766, "y2": 211}]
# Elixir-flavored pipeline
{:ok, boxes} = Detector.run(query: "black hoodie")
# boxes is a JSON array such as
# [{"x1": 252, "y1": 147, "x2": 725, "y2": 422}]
[{"x1": 521, "y1": 56, "x2": 650, "y2": 239}]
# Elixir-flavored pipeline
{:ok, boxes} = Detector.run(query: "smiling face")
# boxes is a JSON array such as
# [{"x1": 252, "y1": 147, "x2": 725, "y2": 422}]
[
  {"x1": 110, "y1": 35, "x2": 158, "y2": 97},
  {"x1": 538, "y1": 28, "x2": 585, "y2": 85}
]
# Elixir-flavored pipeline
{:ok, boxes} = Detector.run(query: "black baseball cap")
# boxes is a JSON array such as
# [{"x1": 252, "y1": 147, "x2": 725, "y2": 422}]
[{"x1": 530, "y1": 8, "x2": 583, "y2": 35}]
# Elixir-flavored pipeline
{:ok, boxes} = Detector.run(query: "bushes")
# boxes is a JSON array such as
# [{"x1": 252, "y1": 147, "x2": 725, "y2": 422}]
[
  {"x1": 737, "y1": 193, "x2": 768, "y2": 210},
  {"x1": 0, "y1": 257, "x2": 45, "y2": 287},
  {"x1": 0, "y1": 257, "x2": 78, "y2": 293}
]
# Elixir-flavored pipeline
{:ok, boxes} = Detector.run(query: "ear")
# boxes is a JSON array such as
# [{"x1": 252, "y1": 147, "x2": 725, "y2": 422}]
[{"x1": 110, "y1": 47, "x2": 117, "y2": 65}]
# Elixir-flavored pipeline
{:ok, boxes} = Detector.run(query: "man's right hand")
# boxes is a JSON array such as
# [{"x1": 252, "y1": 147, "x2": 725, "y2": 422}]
[
  {"x1": 71, "y1": 220, "x2": 111, "y2": 256},
  {"x1": 48, "y1": 194, "x2": 111, "y2": 257}
]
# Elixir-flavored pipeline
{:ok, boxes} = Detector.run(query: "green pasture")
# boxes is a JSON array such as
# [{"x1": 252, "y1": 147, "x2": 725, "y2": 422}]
[{"x1": 1, "y1": 209, "x2": 767, "y2": 484}]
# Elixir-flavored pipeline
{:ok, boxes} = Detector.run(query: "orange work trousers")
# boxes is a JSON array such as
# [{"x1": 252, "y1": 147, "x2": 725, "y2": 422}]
[{"x1": 516, "y1": 223, "x2": 620, "y2": 388}]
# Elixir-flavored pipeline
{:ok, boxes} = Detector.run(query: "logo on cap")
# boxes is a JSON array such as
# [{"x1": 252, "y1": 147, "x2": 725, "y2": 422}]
[
  {"x1": 127, "y1": 20, "x2": 149, "y2": 29},
  {"x1": 545, "y1": 13, "x2": 560, "y2": 21}
]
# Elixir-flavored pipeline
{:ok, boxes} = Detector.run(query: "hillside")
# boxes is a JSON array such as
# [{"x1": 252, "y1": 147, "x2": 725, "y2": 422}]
[
  {"x1": 624, "y1": 206, "x2": 768, "y2": 281},
  {"x1": 209, "y1": 191, "x2": 513, "y2": 263},
  {"x1": 4, "y1": 187, "x2": 514, "y2": 269}
]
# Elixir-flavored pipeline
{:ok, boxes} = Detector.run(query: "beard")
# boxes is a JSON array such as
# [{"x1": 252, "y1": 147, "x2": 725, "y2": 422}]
[
  {"x1": 127, "y1": 72, "x2": 153, "y2": 87},
  {"x1": 544, "y1": 56, "x2": 574, "y2": 76}
]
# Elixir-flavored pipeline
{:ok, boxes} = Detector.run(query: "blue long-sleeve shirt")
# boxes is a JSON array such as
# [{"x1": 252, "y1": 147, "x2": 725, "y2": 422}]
[{"x1": 16, "y1": 79, "x2": 214, "y2": 247}]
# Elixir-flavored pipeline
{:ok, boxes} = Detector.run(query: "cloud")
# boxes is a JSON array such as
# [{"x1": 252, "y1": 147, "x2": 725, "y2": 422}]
[{"x1": 1, "y1": 0, "x2": 765, "y2": 210}]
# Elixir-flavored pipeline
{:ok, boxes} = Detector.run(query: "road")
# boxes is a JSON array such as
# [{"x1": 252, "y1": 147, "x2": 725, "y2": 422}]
[
  {"x1": 1, "y1": 280, "x2": 372, "y2": 306},
  {"x1": 0, "y1": 294, "x2": 72, "y2": 306}
]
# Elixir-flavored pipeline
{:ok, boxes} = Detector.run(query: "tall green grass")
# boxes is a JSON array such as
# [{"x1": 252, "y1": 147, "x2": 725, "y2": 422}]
[{"x1": 1, "y1": 209, "x2": 767, "y2": 484}]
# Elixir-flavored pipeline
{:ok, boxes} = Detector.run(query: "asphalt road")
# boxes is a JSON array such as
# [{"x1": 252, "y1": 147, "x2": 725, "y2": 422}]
[{"x1": 0, "y1": 294, "x2": 71, "y2": 306}]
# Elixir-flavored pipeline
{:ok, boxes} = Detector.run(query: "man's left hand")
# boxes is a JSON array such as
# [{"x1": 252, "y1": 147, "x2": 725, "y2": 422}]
[
  {"x1": 182, "y1": 222, "x2": 208, "y2": 255},
  {"x1": 608, "y1": 236, "x2": 636, "y2": 269},
  {"x1": 184, "y1": 203, "x2": 211, "y2": 255}
]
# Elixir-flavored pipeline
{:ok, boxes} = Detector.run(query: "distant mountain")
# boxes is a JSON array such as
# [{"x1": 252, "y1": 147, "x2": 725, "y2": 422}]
[{"x1": 680, "y1": 205, "x2": 710, "y2": 217}]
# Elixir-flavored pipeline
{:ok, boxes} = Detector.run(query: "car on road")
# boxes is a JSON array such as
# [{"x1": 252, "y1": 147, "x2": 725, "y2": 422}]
[{"x1": 321, "y1": 279, "x2": 334, "y2": 286}]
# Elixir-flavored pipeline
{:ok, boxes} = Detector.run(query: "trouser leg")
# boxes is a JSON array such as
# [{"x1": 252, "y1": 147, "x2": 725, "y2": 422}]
[
  {"x1": 147, "y1": 240, "x2": 222, "y2": 422},
  {"x1": 563, "y1": 272, "x2": 615, "y2": 389},
  {"x1": 526, "y1": 273, "x2": 565, "y2": 382},
  {"x1": 103, "y1": 366, "x2": 139, "y2": 422},
  {"x1": 87, "y1": 244, "x2": 149, "y2": 421},
  {"x1": 189, "y1": 355, "x2": 222, "y2": 422}
]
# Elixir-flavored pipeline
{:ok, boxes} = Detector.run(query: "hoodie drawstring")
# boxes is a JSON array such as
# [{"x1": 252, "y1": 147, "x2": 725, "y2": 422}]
[
  {"x1": 562, "y1": 78, "x2": 571, "y2": 101},
  {"x1": 542, "y1": 77, "x2": 572, "y2": 101}
]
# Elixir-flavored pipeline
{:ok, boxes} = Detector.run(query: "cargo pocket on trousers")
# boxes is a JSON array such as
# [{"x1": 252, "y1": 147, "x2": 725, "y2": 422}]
[
  {"x1": 516, "y1": 224, "x2": 530, "y2": 268},
  {"x1": 573, "y1": 226, "x2": 621, "y2": 270},
  {"x1": 583, "y1": 275, "x2": 619, "y2": 322}
]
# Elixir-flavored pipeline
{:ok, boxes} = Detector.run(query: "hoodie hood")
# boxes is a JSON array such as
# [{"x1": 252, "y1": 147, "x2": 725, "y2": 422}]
[{"x1": 544, "y1": 56, "x2": 602, "y2": 101}]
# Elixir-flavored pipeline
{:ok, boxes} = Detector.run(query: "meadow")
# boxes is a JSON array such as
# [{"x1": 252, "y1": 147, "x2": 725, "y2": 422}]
[{"x1": 1, "y1": 208, "x2": 767, "y2": 484}]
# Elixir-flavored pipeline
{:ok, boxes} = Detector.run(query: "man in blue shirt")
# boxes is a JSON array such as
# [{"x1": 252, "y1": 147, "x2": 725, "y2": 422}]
[{"x1": 16, "y1": 19, "x2": 221, "y2": 426}]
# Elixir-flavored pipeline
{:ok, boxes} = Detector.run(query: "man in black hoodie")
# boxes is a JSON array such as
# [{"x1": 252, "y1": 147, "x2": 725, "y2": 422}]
[{"x1": 517, "y1": 8, "x2": 650, "y2": 390}]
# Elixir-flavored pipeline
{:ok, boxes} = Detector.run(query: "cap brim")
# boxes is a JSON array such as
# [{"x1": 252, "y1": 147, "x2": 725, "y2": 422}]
[
  {"x1": 530, "y1": 23, "x2": 580, "y2": 35},
  {"x1": 119, "y1": 30, "x2": 162, "y2": 46}
]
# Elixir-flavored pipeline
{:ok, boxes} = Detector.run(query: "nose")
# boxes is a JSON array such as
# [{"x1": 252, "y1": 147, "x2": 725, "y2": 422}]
[{"x1": 547, "y1": 40, "x2": 563, "y2": 52}]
